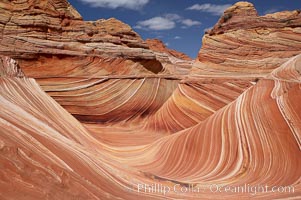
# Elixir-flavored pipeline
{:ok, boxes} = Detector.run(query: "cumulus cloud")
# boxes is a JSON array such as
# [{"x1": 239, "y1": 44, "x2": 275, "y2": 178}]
[
  {"x1": 135, "y1": 14, "x2": 201, "y2": 31},
  {"x1": 187, "y1": 3, "x2": 231, "y2": 16},
  {"x1": 135, "y1": 17, "x2": 176, "y2": 30},
  {"x1": 181, "y1": 19, "x2": 201, "y2": 27},
  {"x1": 77, "y1": 0, "x2": 149, "y2": 10},
  {"x1": 164, "y1": 13, "x2": 182, "y2": 21},
  {"x1": 174, "y1": 36, "x2": 181, "y2": 39}
]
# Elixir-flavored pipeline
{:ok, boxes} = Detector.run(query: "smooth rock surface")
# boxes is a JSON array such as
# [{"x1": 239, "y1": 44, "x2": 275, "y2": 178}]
[{"x1": 0, "y1": 1, "x2": 301, "y2": 199}]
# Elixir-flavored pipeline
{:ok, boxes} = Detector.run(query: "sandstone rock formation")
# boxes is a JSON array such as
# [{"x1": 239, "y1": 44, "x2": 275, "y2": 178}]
[
  {"x1": 193, "y1": 2, "x2": 301, "y2": 77},
  {"x1": 0, "y1": 0, "x2": 301, "y2": 199},
  {"x1": 0, "y1": 0, "x2": 192, "y2": 123},
  {"x1": 146, "y1": 38, "x2": 192, "y2": 61},
  {"x1": 0, "y1": 56, "x2": 24, "y2": 77},
  {"x1": 1, "y1": 54, "x2": 301, "y2": 200},
  {"x1": 0, "y1": 0, "x2": 192, "y2": 76}
]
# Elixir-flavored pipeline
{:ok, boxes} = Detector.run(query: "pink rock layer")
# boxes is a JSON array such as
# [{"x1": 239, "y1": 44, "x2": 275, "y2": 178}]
[
  {"x1": 0, "y1": 0, "x2": 193, "y2": 122},
  {"x1": 0, "y1": 0, "x2": 301, "y2": 199},
  {"x1": 146, "y1": 39, "x2": 192, "y2": 61},
  {"x1": 193, "y1": 2, "x2": 301, "y2": 77},
  {"x1": 0, "y1": 54, "x2": 301, "y2": 200}
]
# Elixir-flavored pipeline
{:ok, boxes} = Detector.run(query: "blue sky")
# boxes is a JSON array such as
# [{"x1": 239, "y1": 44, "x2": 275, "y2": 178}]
[{"x1": 68, "y1": 0, "x2": 301, "y2": 58}]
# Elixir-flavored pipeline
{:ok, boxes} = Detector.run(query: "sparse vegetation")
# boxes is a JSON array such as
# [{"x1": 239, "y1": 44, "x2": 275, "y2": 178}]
[{"x1": 223, "y1": 13, "x2": 233, "y2": 23}]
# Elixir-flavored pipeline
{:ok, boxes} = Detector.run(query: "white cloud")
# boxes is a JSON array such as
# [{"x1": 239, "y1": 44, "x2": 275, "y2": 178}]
[
  {"x1": 204, "y1": 26, "x2": 213, "y2": 33},
  {"x1": 181, "y1": 19, "x2": 201, "y2": 27},
  {"x1": 174, "y1": 36, "x2": 181, "y2": 39},
  {"x1": 164, "y1": 13, "x2": 182, "y2": 21},
  {"x1": 135, "y1": 14, "x2": 201, "y2": 31},
  {"x1": 165, "y1": 42, "x2": 169, "y2": 46},
  {"x1": 187, "y1": 3, "x2": 231, "y2": 16},
  {"x1": 135, "y1": 17, "x2": 175, "y2": 30},
  {"x1": 77, "y1": 0, "x2": 149, "y2": 10}
]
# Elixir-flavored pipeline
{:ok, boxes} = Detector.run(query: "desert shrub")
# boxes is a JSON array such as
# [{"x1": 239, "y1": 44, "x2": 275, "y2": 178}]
[{"x1": 223, "y1": 13, "x2": 232, "y2": 22}]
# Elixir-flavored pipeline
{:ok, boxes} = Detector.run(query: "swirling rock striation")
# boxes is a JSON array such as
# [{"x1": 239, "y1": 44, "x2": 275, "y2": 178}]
[
  {"x1": 0, "y1": 1, "x2": 301, "y2": 199},
  {"x1": 192, "y1": 2, "x2": 301, "y2": 77},
  {"x1": 0, "y1": 0, "x2": 193, "y2": 123},
  {"x1": 1, "y1": 54, "x2": 301, "y2": 200},
  {"x1": 0, "y1": 0, "x2": 192, "y2": 76}
]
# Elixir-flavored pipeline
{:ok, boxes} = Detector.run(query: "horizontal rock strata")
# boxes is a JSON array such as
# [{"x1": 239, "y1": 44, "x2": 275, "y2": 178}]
[{"x1": 192, "y1": 2, "x2": 301, "y2": 77}]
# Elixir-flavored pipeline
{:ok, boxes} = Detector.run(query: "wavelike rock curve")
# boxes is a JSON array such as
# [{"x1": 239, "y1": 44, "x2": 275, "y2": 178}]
[{"x1": 0, "y1": 0, "x2": 301, "y2": 199}]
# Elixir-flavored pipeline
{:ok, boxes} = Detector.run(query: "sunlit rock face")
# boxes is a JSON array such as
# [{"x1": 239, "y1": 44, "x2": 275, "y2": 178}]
[
  {"x1": 1, "y1": 55, "x2": 301, "y2": 200},
  {"x1": 0, "y1": 0, "x2": 192, "y2": 123},
  {"x1": 193, "y1": 2, "x2": 301, "y2": 77},
  {"x1": 146, "y1": 39, "x2": 192, "y2": 61},
  {"x1": 0, "y1": 1, "x2": 301, "y2": 199}
]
